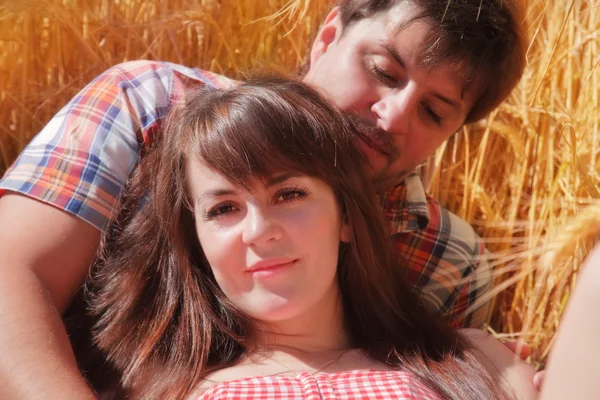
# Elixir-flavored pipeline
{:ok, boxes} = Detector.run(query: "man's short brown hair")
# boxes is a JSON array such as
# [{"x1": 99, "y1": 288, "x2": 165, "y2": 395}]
[{"x1": 338, "y1": 0, "x2": 527, "y2": 123}]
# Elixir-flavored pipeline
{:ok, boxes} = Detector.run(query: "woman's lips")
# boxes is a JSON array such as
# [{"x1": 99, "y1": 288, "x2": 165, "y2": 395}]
[{"x1": 246, "y1": 259, "x2": 298, "y2": 278}]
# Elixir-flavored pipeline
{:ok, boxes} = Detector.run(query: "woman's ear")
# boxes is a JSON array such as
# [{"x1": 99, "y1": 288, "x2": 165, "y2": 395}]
[
  {"x1": 340, "y1": 218, "x2": 352, "y2": 243},
  {"x1": 307, "y1": 7, "x2": 343, "y2": 71}
]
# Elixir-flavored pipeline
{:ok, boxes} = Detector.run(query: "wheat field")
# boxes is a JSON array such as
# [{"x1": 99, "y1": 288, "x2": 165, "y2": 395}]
[{"x1": 1, "y1": 0, "x2": 599, "y2": 367}]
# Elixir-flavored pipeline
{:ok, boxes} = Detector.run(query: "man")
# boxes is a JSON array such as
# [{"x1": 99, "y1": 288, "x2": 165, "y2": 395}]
[{"x1": 0, "y1": 0, "x2": 526, "y2": 398}]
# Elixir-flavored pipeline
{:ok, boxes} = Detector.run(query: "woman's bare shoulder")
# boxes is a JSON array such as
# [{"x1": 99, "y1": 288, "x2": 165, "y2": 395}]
[{"x1": 460, "y1": 328, "x2": 539, "y2": 400}]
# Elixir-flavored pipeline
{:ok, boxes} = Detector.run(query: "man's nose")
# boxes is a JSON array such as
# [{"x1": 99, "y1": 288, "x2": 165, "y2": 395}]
[
  {"x1": 371, "y1": 87, "x2": 415, "y2": 134},
  {"x1": 241, "y1": 206, "x2": 283, "y2": 246}
]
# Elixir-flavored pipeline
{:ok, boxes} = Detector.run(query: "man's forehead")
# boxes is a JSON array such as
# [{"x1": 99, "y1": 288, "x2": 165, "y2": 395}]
[
  {"x1": 372, "y1": 5, "x2": 469, "y2": 71},
  {"x1": 349, "y1": 4, "x2": 482, "y2": 102}
]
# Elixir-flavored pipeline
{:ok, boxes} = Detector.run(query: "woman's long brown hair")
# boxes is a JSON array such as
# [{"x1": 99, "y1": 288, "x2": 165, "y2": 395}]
[{"x1": 86, "y1": 78, "x2": 507, "y2": 399}]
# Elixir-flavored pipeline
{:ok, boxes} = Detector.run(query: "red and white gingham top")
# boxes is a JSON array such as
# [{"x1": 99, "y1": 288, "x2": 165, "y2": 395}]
[{"x1": 194, "y1": 369, "x2": 441, "y2": 399}]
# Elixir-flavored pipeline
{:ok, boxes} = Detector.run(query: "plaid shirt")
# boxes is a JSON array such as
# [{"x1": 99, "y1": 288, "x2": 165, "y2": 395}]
[{"x1": 0, "y1": 60, "x2": 492, "y2": 328}]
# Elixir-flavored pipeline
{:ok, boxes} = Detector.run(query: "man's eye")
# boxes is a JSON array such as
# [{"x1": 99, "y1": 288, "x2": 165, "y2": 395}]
[
  {"x1": 422, "y1": 103, "x2": 443, "y2": 125},
  {"x1": 369, "y1": 62, "x2": 396, "y2": 84}
]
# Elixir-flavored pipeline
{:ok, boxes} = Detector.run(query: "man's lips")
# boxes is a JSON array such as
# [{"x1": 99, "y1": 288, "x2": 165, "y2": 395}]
[
  {"x1": 356, "y1": 130, "x2": 386, "y2": 154},
  {"x1": 352, "y1": 120, "x2": 394, "y2": 158}
]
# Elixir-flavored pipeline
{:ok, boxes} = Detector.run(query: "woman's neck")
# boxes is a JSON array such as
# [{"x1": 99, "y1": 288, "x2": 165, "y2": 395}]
[{"x1": 257, "y1": 283, "x2": 350, "y2": 353}]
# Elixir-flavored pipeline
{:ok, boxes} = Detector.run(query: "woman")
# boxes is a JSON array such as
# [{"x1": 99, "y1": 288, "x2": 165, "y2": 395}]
[
  {"x1": 539, "y1": 243, "x2": 600, "y2": 399},
  {"x1": 86, "y1": 78, "x2": 537, "y2": 399}
]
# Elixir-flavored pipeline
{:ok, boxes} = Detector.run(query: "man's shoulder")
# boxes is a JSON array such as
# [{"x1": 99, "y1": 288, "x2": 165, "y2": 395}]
[
  {"x1": 422, "y1": 194, "x2": 484, "y2": 257},
  {"x1": 424, "y1": 195, "x2": 480, "y2": 240},
  {"x1": 386, "y1": 173, "x2": 483, "y2": 250},
  {"x1": 95, "y1": 60, "x2": 237, "y2": 91}
]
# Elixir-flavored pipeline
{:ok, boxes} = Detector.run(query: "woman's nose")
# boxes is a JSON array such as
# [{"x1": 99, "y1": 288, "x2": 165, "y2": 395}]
[{"x1": 241, "y1": 206, "x2": 283, "y2": 246}]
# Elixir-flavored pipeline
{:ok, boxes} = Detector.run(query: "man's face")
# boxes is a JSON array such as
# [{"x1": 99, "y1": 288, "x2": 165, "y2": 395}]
[{"x1": 303, "y1": 2, "x2": 480, "y2": 191}]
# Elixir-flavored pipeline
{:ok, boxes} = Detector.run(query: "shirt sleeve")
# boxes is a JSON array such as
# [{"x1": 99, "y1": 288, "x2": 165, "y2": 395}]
[
  {"x1": 0, "y1": 60, "x2": 190, "y2": 231},
  {"x1": 394, "y1": 196, "x2": 493, "y2": 329}
]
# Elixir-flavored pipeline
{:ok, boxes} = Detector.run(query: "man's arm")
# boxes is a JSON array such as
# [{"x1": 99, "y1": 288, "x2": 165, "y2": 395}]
[
  {"x1": 394, "y1": 189, "x2": 494, "y2": 328},
  {"x1": 443, "y1": 248, "x2": 494, "y2": 329},
  {"x1": 0, "y1": 60, "x2": 228, "y2": 398},
  {"x1": 433, "y1": 209, "x2": 494, "y2": 328},
  {"x1": 0, "y1": 193, "x2": 99, "y2": 399}
]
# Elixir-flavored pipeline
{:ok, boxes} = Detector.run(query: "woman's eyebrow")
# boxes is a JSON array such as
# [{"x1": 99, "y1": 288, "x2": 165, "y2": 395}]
[
  {"x1": 197, "y1": 188, "x2": 237, "y2": 203},
  {"x1": 265, "y1": 173, "x2": 302, "y2": 187}
]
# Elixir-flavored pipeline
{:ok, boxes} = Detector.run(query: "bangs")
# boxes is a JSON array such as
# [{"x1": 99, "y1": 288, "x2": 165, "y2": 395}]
[{"x1": 178, "y1": 80, "x2": 359, "y2": 191}]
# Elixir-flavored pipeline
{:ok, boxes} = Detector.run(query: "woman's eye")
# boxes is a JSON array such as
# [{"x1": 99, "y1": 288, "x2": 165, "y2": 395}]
[
  {"x1": 204, "y1": 203, "x2": 236, "y2": 219},
  {"x1": 275, "y1": 188, "x2": 308, "y2": 203}
]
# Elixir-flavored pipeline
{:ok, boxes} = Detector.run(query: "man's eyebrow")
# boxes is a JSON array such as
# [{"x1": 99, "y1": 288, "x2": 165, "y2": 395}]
[
  {"x1": 381, "y1": 41, "x2": 405, "y2": 68},
  {"x1": 434, "y1": 93, "x2": 460, "y2": 111}
]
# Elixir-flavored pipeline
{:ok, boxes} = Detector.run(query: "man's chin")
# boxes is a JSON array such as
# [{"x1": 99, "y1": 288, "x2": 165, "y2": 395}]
[
  {"x1": 355, "y1": 137, "x2": 408, "y2": 190},
  {"x1": 369, "y1": 167, "x2": 409, "y2": 193}
]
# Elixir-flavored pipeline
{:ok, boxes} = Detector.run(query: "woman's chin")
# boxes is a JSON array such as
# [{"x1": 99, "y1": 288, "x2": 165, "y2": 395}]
[{"x1": 241, "y1": 297, "x2": 300, "y2": 323}]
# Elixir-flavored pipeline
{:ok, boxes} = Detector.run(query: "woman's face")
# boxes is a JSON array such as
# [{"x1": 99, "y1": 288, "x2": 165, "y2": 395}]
[{"x1": 187, "y1": 158, "x2": 350, "y2": 323}]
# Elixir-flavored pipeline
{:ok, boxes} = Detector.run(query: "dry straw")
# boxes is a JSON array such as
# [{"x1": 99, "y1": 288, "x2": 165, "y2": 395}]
[
  {"x1": 422, "y1": 0, "x2": 600, "y2": 366},
  {"x1": 0, "y1": 0, "x2": 599, "y2": 367}
]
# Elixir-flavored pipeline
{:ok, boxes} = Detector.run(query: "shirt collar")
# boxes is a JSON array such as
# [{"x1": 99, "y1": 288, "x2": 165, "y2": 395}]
[{"x1": 379, "y1": 170, "x2": 430, "y2": 233}]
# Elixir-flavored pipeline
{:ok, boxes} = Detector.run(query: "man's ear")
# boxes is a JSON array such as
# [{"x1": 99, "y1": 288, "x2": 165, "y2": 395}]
[{"x1": 308, "y1": 7, "x2": 343, "y2": 70}]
